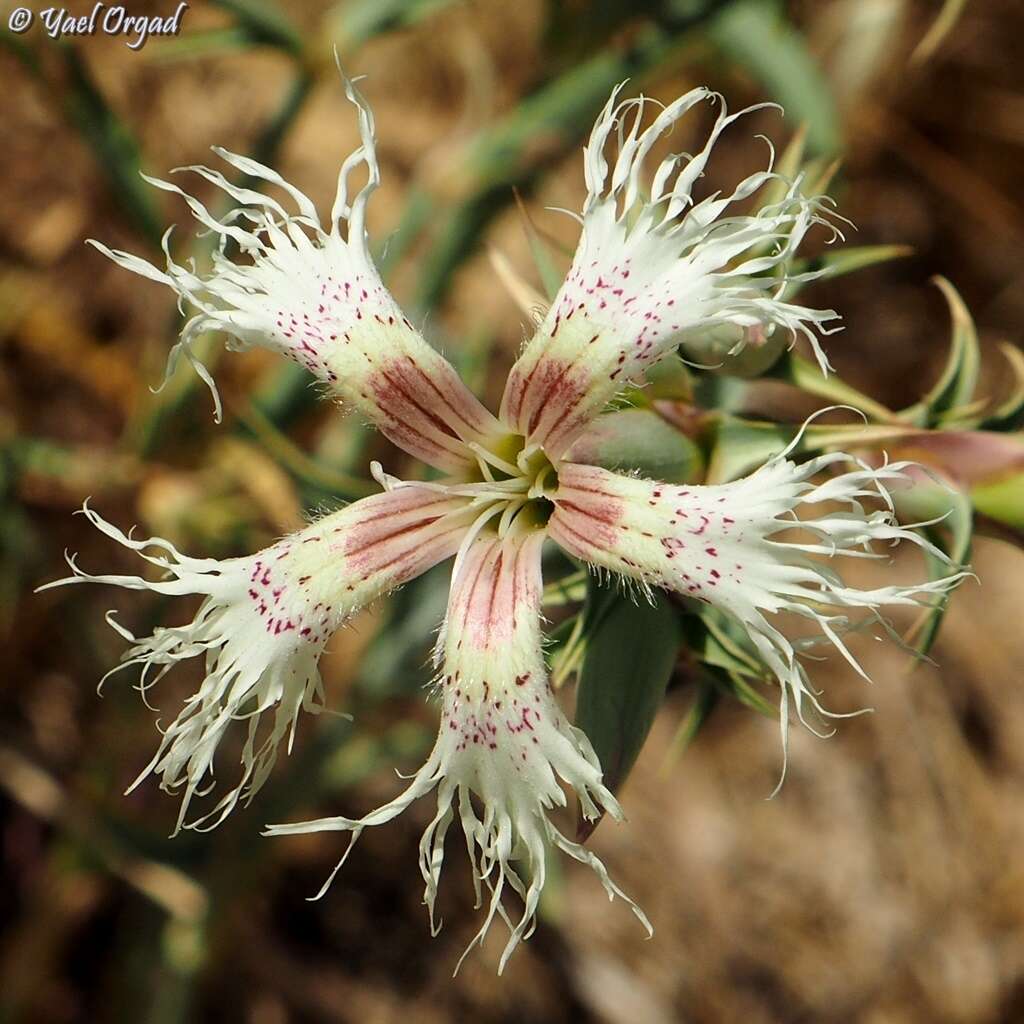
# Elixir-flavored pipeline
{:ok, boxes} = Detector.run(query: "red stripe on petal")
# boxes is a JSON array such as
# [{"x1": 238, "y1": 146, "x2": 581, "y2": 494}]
[
  {"x1": 340, "y1": 487, "x2": 473, "y2": 582},
  {"x1": 444, "y1": 527, "x2": 546, "y2": 665}
]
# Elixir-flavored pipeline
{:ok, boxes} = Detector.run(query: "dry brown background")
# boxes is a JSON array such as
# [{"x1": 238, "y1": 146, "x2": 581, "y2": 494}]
[{"x1": 2, "y1": 1, "x2": 1024, "y2": 1022}]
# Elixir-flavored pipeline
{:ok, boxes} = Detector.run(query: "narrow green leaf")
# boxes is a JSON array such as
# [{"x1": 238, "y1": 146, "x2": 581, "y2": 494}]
[
  {"x1": 757, "y1": 122, "x2": 807, "y2": 212},
  {"x1": 127, "y1": 72, "x2": 315, "y2": 454},
  {"x1": 248, "y1": 71, "x2": 316, "y2": 170},
  {"x1": 691, "y1": 606, "x2": 764, "y2": 681},
  {"x1": 703, "y1": 415, "x2": 796, "y2": 483},
  {"x1": 768, "y1": 351, "x2": 899, "y2": 423},
  {"x1": 514, "y1": 191, "x2": 567, "y2": 301},
  {"x1": 56, "y1": 45, "x2": 163, "y2": 246},
  {"x1": 148, "y1": 27, "x2": 253, "y2": 60},
  {"x1": 715, "y1": 669, "x2": 777, "y2": 718},
  {"x1": 936, "y1": 276, "x2": 981, "y2": 420},
  {"x1": 660, "y1": 605, "x2": 778, "y2": 773},
  {"x1": 708, "y1": 0, "x2": 842, "y2": 156},
  {"x1": 0, "y1": 29, "x2": 39, "y2": 73},
  {"x1": 212, "y1": 0, "x2": 304, "y2": 56},
  {"x1": 328, "y1": 0, "x2": 456, "y2": 54},
  {"x1": 661, "y1": 678, "x2": 719, "y2": 771},
  {"x1": 788, "y1": 244, "x2": 913, "y2": 296},
  {"x1": 575, "y1": 587, "x2": 683, "y2": 807},
  {"x1": 981, "y1": 343, "x2": 1024, "y2": 431},
  {"x1": 542, "y1": 570, "x2": 588, "y2": 608},
  {"x1": 237, "y1": 402, "x2": 374, "y2": 499},
  {"x1": 375, "y1": 187, "x2": 434, "y2": 278},
  {"x1": 411, "y1": 8, "x2": 724, "y2": 309},
  {"x1": 745, "y1": 123, "x2": 810, "y2": 261},
  {"x1": 801, "y1": 154, "x2": 841, "y2": 198},
  {"x1": 900, "y1": 276, "x2": 980, "y2": 427},
  {"x1": 413, "y1": 48, "x2": 640, "y2": 309},
  {"x1": 686, "y1": 606, "x2": 777, "y2": 716},
  {"x1": 543, "y1": 0, "x2": 664, "y2": 62},
  {"x1": 704, "y1": 413, "x2": 923, "y2": 484},
  {"x1": 357, "y1": 564, "x2": 452, "y2": 698},
  {"x1": 888, "y1": 473, "x2": 973, "y2": 656}
]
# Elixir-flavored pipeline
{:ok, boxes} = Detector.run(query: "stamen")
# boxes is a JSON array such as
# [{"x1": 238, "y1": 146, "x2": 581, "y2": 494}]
[
  {"x1": 497, "y1": 498, "x2": 527, "y2": 538},
  {"x1": 516, "y1": 442, "x2": 544, "y2": 476},
  {"x1": 528, "y1": 465, "x2": 554, "y2": 500},
  {"x1": 369, "y1": 461, "x2": 529, "y2": 505},
  {"x1": 453, "y1": 479, "x2": 531, "y2": 500},
  {"x1": 475, "y1": 452, "x2": 496, "y2": 483},
  {"x1": 468, "y1": 441, "x2": 522, "y2": 479},
  {"x1": 449, "y1": 502, "x2": 506, "y2": 584}
]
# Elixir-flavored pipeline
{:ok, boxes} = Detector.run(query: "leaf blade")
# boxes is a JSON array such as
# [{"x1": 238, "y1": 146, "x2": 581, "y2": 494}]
[{"x1": 575, "y1": 587, "x2": 683, "y2": 808}]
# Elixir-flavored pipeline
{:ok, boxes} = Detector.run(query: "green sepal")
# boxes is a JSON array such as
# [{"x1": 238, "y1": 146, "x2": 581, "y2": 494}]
[
  {"x1": 888, "y1": 473, "x2": 973, "y2": 656},
  {"x1": 574, "y1": 582, "x2": 683, "y2": 803},
  {"x1": 898, "y1": 277, "x2": 980, "y2": 428},
  {"x1": 568, "y1": 408, "x2": 704, "y2": 484},
  {"x1": 979, "y1": 344, "x2": 1024, "y2": 432},
  {"x1": 970, "y1": 471, "x2": 1024, "y2": 531}
]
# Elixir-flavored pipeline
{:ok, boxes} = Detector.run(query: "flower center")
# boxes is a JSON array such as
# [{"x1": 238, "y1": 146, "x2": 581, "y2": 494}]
[{"x1": 463, "y1": 434, "x2": 558, "y2": 534}]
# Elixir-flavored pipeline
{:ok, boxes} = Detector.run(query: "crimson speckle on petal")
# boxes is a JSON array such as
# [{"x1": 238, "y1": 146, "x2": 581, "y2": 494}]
[{"x1": 42, "y1": 70, "x2": 967, "y2": 972}]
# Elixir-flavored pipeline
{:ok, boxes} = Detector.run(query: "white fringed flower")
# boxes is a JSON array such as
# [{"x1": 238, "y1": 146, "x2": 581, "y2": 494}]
[
  {"x1": 43, "y1": 490, "x2": 474, "y2": 832},
  {"x1": 501, "y1": 85, "x2": 840, "y2": 459},
  {"x1": 548, "y1": 446, "x2": 971, "y2": 786},
  {"x1": 49, "y1": 72, "x2": 969, "y2": 970},
  {"x1": 267, "y1": 520, "x2": 650, "y2": 972},
  {"x1": 88, "y1": 74, "x2": 501, "y2": 472}
]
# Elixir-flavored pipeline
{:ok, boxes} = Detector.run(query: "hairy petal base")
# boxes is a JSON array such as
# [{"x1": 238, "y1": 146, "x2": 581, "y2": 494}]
[
  {"x1": 549, "y1": 455, "x2": 970, "y2": 775},
  {"x1": 41, "y1": 489, "x2": 475, "y2": 831},
  {"x1": 266, "y1": 521, "x2": 649, "y2": 973},
  {"x1": 89, "y1": 77, "x2": 500, "y2": 471},
  {"x1": 43, "y1": 67, "x2": 977, "y2": 975},
  {"x1": 502, "y1": 86, "x2": 839, "y2": 459}
]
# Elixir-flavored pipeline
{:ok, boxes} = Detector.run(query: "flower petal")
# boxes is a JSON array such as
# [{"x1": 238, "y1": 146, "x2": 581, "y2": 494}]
[
  {"x1": 501, "y1": 85, "x2": 839, "y2": 460},
  {"x1": 89, "y1": 76, "x2": 500, "y2": 471},
  {"x1": 266, "y1": 519, "x2": 649, "y2": 973},
  {"x1": 39, "y1": 489, "x2": 475, "y2": 832},
  {"x1": 549, "y1": 457, "x2": 970, "y2": 776}
]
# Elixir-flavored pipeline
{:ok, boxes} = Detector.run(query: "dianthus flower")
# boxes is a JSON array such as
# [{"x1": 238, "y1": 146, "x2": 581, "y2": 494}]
[{"x1": 44, "y1": 75, "x2": 965, "y2": 971}]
